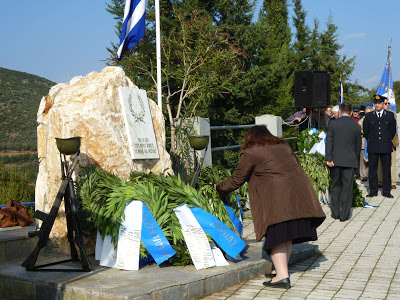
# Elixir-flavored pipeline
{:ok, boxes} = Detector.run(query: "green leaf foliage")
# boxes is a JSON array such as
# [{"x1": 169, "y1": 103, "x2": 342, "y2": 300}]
[
  {"x1": 352, "y1": 175, "x2": 364, "y2": 207},
  {"x1": 296, "y1": 130, "x2": 323, "y2": 154},
  {"x1": 76, "y1": 165, "x2": 242, "y2": 266},
  {"x1": 0, "y1": 67, "x2": 55, "y2": 151},
  {"x1": 297, "y1": 153, "x2": 330, "y2": 195},
  {"x1": 0, "y1": 162, "x2": 35, "y2": 205},
  {"x1": 297, "y1": 153, "x2": 364, "y2": 208}
]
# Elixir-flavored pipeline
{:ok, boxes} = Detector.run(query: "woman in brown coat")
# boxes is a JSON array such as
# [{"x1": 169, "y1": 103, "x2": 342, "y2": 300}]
[{"x1": 216, "y1": 125, "x2": 325, "y2": 289}]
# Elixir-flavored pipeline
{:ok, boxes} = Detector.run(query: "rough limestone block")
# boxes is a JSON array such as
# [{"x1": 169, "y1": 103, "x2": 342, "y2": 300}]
[{"x1": 35, "y1": 66, "x2": 173, "y2": 253}]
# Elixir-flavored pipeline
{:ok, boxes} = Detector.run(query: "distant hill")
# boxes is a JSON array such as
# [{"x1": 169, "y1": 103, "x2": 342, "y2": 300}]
[{"x1": 0, "y1": 67, "x2": 55, "y2": 150}]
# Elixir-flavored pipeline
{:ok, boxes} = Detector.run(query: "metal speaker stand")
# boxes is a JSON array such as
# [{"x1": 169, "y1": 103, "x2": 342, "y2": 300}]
[{"x1": 21, "y1": 137, "x2": 91, "y2": 272}]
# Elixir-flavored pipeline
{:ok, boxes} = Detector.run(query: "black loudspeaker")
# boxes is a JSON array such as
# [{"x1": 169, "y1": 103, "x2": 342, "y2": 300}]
[{"x1": 294, "y1": 71, "x2": 331, "y2": 108}]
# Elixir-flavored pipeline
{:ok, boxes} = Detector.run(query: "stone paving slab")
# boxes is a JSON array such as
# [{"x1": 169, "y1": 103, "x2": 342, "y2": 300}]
[{"x1": 0, "y1": 223, "x2": 38, "y2": 264}]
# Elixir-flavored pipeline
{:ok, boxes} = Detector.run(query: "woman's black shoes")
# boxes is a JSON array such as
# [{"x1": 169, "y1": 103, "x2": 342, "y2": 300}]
[
  {"x1": 263, "y1": 277, "x2": 291, "y2": 289},
  {"x1": 264, "y1": 273, "x2": 276, "y2": 278}
]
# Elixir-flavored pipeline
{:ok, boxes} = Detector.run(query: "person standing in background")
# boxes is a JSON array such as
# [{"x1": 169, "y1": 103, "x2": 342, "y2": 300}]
[
  {"x1": 363, "y1": 95, "x2": 396, "y2": 198},
  {"x1": 377, "y1": 99, "x2": 398, "y2": 189},
  {"x1": 327, "y1": 105, "x2": 339, "y2": 130},
  {"x1": 352, "y1": 105, "x2": 362, "y2": 123},
  {"x1": 359, "y1": 106, "x2": 373, "y2": 181},
  {"x1": 326, "y1": 103, "x2": 361, "y2": 221},
  {"x1": 319, "y1": 108, "x2": 327, "y2": 131},
  {"x1": 287, "y1": 108, "x2": 307, "y2": 134},
  {"x1": 352, "y1": 104, "x2": 362, "y2": 179}
]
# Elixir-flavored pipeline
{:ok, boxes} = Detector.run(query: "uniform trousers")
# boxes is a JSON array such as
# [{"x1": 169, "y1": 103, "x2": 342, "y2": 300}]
[
  {"x1": 369, "y1": 152, "x2": 391, "y2": 195},
  {"x1": 359, "y1": 149, "x2": 368, "y2": 180},
  {"x1": 378, "y1": 149, "x2": 397, "y2": 186},
  {"x1": 330, "y1": 167, "x2": 355, "y2": 221}
]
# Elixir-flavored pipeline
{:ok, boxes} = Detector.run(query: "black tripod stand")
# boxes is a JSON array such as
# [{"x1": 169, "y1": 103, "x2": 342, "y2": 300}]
[{"x1": 22, "y1": 138, "x2": 91, "y2": 272}]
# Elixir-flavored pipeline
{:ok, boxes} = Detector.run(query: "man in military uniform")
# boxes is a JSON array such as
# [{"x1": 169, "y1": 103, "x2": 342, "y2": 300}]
[{"x1": 363, "y1": 95, "x2": 397, "y2": 198}]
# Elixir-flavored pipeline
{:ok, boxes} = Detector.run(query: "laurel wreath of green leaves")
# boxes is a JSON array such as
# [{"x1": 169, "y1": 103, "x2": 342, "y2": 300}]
[
  {"x1": 76, "y1": 165, "x2": 246, "y2": 266},
  {"x1": 297, "y1": 153, "x2": 331, "y2": 194},
  {"x1": 297, "y1": 130, "x2": 322, "y2": 154},
  {"x1": 128, "y1": 92, "x2": 145, "y2": 123},
  {"x1": 297, "y1": 153, "x2": 363, "y2": 207}
]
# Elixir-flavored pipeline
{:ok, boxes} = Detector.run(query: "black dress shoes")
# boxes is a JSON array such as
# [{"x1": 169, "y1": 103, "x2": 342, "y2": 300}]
[
  {"x1": 263, "y1": 277, "x2": 291, "y2": 289},
  {"x1": 382, "y1": 193, "x2": 394, "y2": 198},
  {"x1": 367, "y1": 193, "x2": 377, "y2": 197},
  {"x1": 264, "y1": 273, "x2": 276, "y2": 278}
]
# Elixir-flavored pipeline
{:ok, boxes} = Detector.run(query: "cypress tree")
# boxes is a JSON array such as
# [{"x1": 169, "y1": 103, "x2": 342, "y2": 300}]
[
  {"x1": 314, "y1": 14, "x2": 355, "y2": 104},
  {"x1": 257, "y1": 0, "x2": 294, "y2": 116},
  {"x1": 292, "y1": 0, "x2": 312, "y2": 71}
]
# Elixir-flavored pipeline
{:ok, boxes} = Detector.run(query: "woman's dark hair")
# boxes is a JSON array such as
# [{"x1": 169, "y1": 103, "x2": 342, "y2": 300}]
[{"x1": 241, "y1": 125, "x2": 286, "y2": 150}]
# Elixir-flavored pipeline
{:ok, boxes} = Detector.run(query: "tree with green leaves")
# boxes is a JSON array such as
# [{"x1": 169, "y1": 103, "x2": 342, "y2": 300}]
[
  {"x1": 292, "y1": 0, "x2": 312, "y2": 71},
  {"x1": 106, "y1": 1, "x2": 246, "y2": 156},
  {"x1": 310, "y1": 14, "x2": 355, "y2": 104},
  {"x1": 256, "y1": 0, "x2": 294, "y2": 116},
  {"x1": 161, "y1": 8, "x2": 246, "y2": 153},
  {"x1": 393, "y1": 81, "x2": 400, "y2": 109}
]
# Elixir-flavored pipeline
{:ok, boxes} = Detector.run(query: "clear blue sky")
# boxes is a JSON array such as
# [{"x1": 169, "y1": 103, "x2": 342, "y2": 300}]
[{"x1": 0, "y1": 0, "x2": 398, "y2": 90}]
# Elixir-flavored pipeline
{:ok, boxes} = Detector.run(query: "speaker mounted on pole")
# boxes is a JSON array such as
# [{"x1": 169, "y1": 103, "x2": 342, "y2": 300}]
[{"x1": 294, "y1": 71, "x2": 331, "y2": 109}]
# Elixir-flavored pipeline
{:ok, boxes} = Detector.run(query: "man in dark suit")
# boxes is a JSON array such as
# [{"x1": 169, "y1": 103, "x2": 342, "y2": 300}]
[
  {"x1": 363, "y1": 95, "x2": 397, "y2": 198},
  {"x1": 326, "y1": 102, "x2": 361, "y2": 221}
]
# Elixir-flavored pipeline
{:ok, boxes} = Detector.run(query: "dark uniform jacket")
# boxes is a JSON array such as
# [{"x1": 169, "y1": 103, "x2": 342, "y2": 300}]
[
  {"x1": 325, "y1": 115, "x2": 361, "y2": 169},
  {"x1": 363, "y1": 110, "x2": 396, "y2": 153},
  {"x1": 216, "y1": 143, "x2": 326, "y2": 242}
]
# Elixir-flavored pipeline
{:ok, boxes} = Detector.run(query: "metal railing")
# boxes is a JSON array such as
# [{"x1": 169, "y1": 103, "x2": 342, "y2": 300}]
[
  {"x1": 210, "y1": 124, "x2": 255, "y2": 152},
  {"x1": 210, "y1": 123, "x2": 297, "y2": 152}
]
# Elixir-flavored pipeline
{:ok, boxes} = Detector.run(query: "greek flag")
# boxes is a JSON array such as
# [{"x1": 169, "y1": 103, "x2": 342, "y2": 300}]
[
  {"x1": 377, "y1": 53, "x2": 395, "y2": 105},
  {"x1": 117, "y1": 0, "x2": 146, "y2": 61},
  {"x1": 339, "y1": 78, "x2": 344, "y2": 107}
]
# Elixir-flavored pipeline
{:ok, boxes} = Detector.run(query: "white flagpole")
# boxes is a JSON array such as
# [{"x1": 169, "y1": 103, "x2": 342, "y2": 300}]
[
  {"x1": 155, "y1": 0, "x2": 162, "y2": 110},
  {"x1": 388, "y1": 44, "x2": 392, "y2": 101}
]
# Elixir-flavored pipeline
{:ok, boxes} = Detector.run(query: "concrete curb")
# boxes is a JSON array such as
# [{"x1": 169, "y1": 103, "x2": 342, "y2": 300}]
[{"x1": 0, "y1": 240, "x2": 319, "y2": 300}]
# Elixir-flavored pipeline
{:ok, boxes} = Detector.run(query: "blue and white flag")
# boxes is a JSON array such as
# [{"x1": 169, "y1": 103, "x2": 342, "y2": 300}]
[
  {"x1": 377, "y1": 51, "x2": 395, "y2": 106},
  {"x1": 117, "y1": 0, "x2": 146, "y2": 60},
  {"x1": 364, "y1": 200, "x2": 379, "y2": 208},
  {"x1": 339, "y1": 78, "x2": 344, "y2": 107}
]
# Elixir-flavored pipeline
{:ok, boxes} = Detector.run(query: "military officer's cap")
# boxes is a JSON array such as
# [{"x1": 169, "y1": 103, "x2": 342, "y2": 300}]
[
  {"x1": 352, "y1": 105, "x2": 361, "y2": 111},
  {"x1": 373, "y1": 95, "x2": 387, "y2": 103}
]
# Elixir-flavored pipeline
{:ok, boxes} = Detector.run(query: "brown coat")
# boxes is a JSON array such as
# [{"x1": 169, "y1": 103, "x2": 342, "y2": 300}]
[{"x1": 216, "y1": 143, "x2": 326, "y2": 242}]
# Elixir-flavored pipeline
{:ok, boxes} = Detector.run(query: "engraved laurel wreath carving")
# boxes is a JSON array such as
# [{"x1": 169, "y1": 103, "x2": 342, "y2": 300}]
[{"x1": 128, "y1": 92, "x2": 145, "y2": 124}]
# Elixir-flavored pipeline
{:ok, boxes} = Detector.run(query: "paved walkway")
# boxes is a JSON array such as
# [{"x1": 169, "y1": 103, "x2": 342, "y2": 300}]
[{"x1": 203, "y1": 154, "x2": 400, "y2": 299}]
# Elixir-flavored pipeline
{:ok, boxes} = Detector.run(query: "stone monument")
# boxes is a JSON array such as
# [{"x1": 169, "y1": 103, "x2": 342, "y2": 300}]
[{"x1": 35, "y1": 66, "x2": 172, "y2": 253}]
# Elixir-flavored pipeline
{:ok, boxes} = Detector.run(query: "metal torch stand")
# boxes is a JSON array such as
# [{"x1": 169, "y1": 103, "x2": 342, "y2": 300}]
[
  {"x1": 21, "y1": 151, "x2": 91, "y2": 272},
  {"x1": 190, "y1": 145, "x2": 208, "y2": 188}
]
